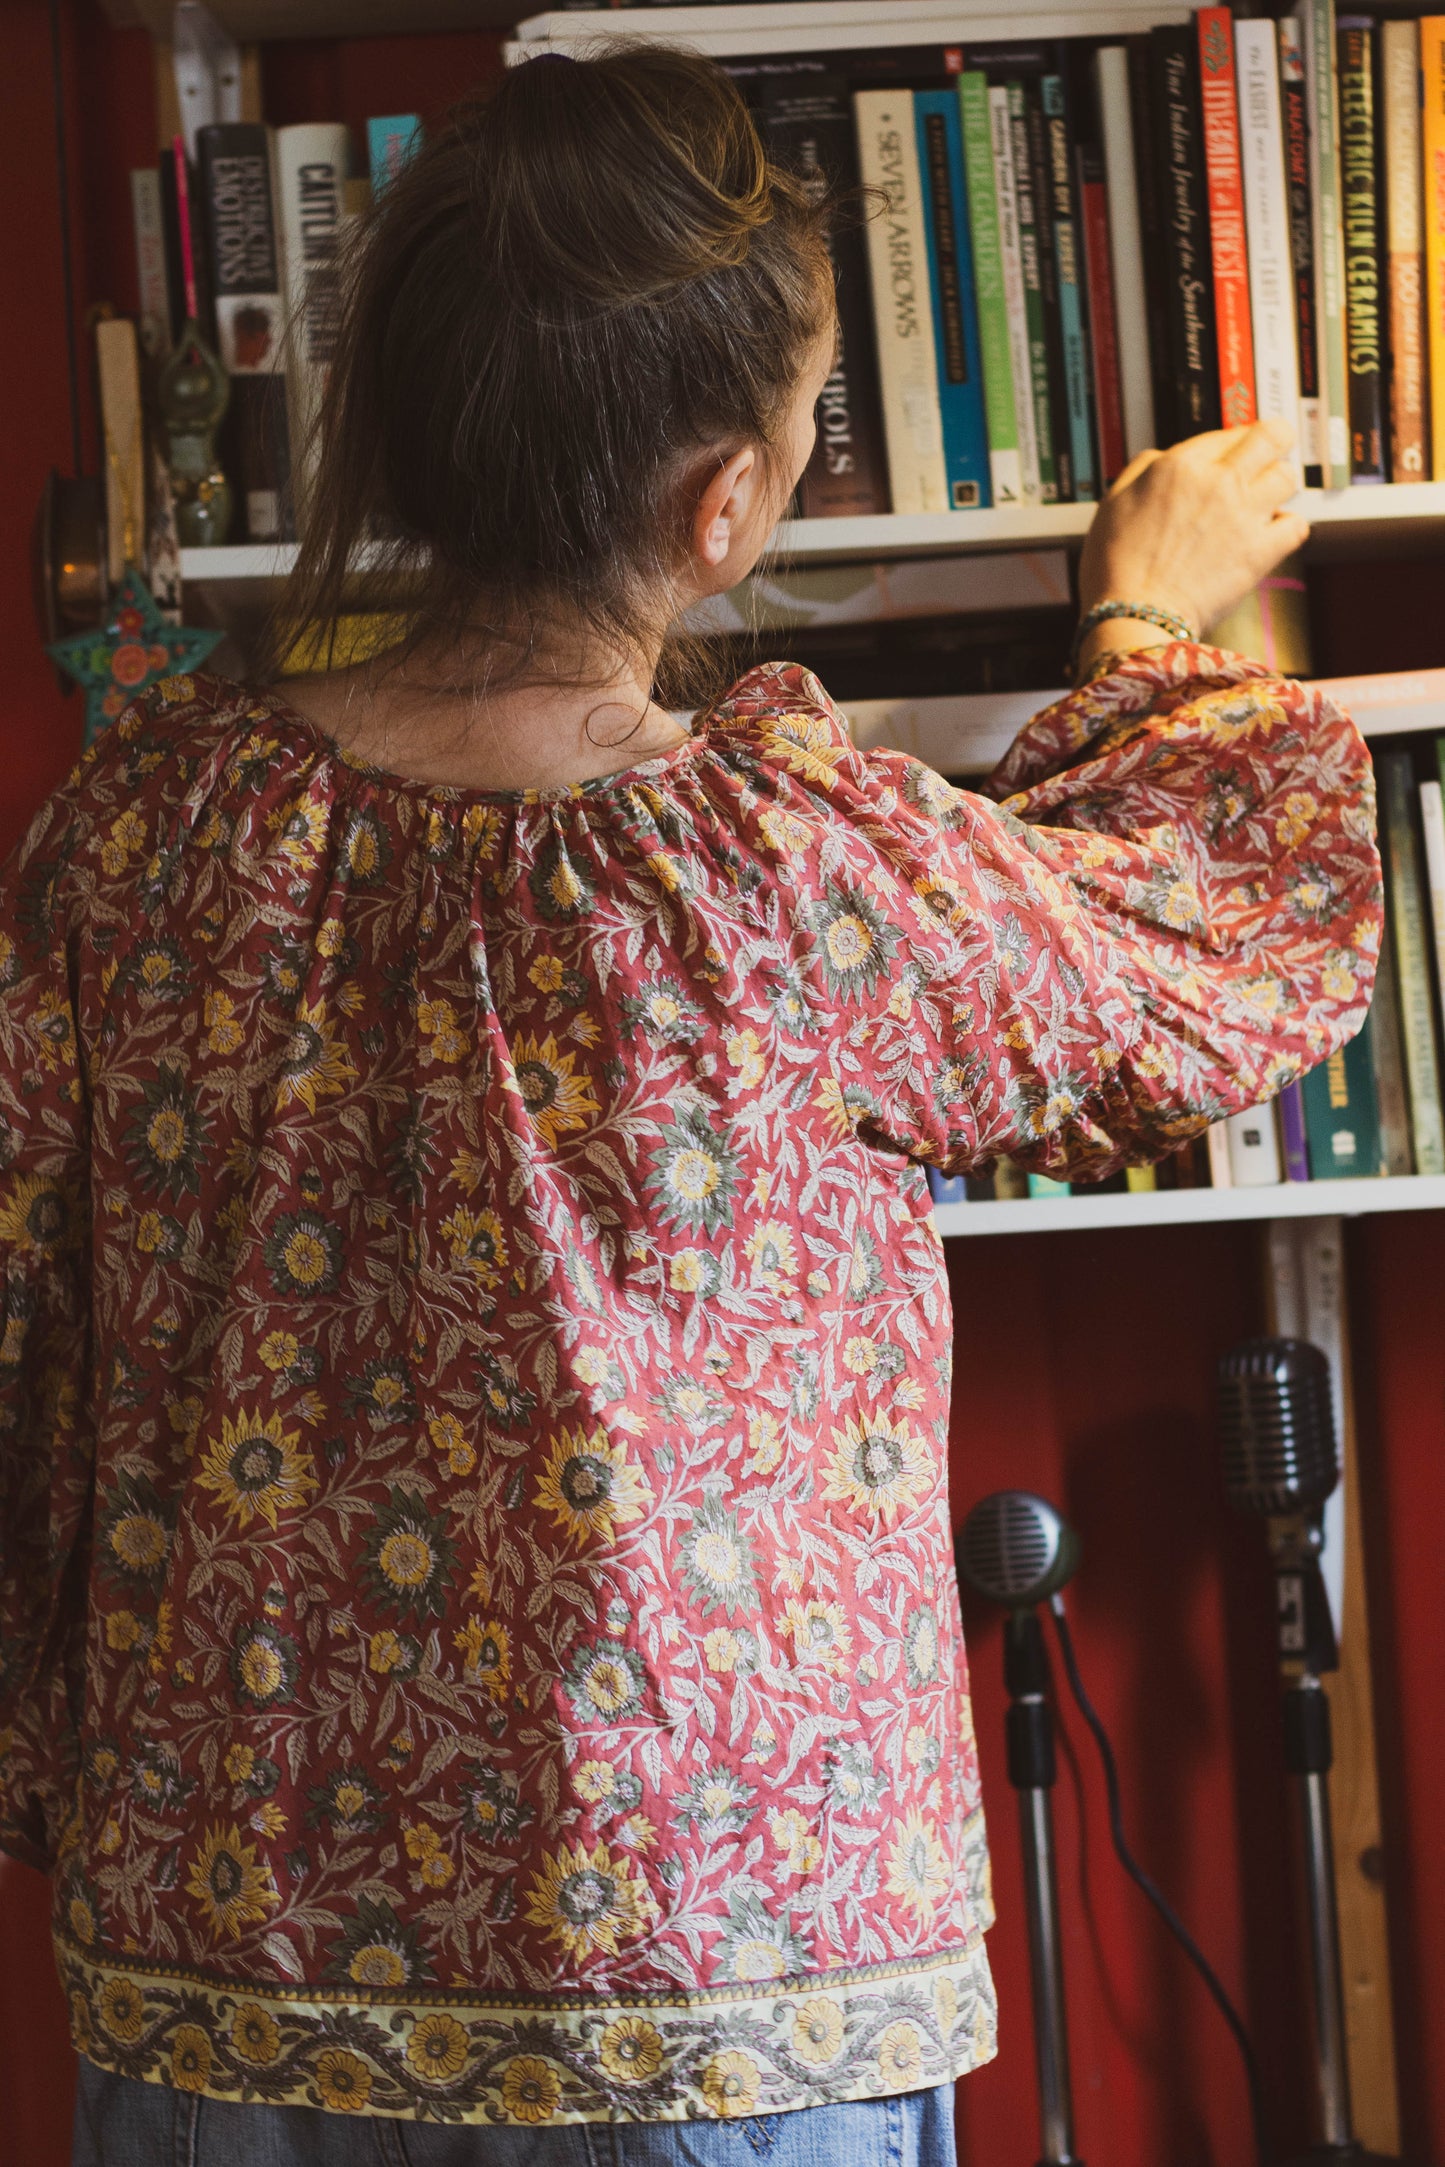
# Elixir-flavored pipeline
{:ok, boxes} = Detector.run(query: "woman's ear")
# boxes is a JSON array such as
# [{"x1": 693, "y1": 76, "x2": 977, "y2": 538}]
[{"x1": 692, "y1": 446, "x2": 759, "y2": 573}]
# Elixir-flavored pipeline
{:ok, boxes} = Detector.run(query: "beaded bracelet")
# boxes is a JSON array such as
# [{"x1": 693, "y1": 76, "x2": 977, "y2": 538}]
[{"x1": 1070, "y1": 599, "x2": 1196, "y2": 682}]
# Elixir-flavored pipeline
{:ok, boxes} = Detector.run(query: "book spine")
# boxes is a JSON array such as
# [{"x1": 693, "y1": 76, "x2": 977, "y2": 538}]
[
  {"x1": 1125, "y1": 1165, "x2": 1158, "y2": 1193},
  {"x1": 1305, "y1": 0, "x2": 1353, "y2": 484},
  {"x1": 1042, "y1": 73, "x2": 1096, "y2": 500},
  {"x1": 958, "y1": 74, "x2": 1024, "y2": 506},
  {"x1": 762, "y1": 82, "x2": 890, "y2": 517},
  {"x1": 1381, "y1": 749, "x2": 1445, "y2": 1172},
  {"x1": 1011, "y1": 84, "x2": 1059, "y2": 501},
  {"x1": 1095, "y1": 45, "x2": 1157, "y2": 457},
  {"x1": 1278, "y1": 1079, "x2": 1312, "y2": 1179},
  {"x1": 1237, "y1": 20, "x2": 1305, "y2": 466},
  {"x1": 1077, "y1": 134, "x2": 1128, "y2": 483},
  {"x1": 1128, "y1": 36, "x2": 1177, "y2": 448},
  {"x1": 926, "y1": 1167, "x2": 970, "y2": 1206},
  {"x1": 1370, "y1": 883, "x2": 1416, "y2": 1173},
  {"x1": 366, "y1": 114, "x2": 421, "y2": 195},
  {"x1": 1198, "y1": 8, "x2": 1258, "y2": 428},
  {"x1": 274, "y1": 122, "x2": 351, "y2": 526},
  {"x1": 989, "y1": 83, "x2": 1043, "y2": 501},
  {"x1": 1226, "y1": 1103, "x2": 1284, "y2": 1185},
  {"x1": 855, "y1": 90, "x2": 950, "y2": 516},
  {"x1": 1028, "y1": 1172, "x2": 1071, "y2": 1198},
  {"x1": 1026, "y1": 82, "x2": 1073, "y2": 498},
  {"x1": 1153, "y1": 27, "x2": 1222, "y2": 439},
  {"x1": 1381, "y1": 19, "x2": 1428, "y2": 480},
  {"x1": 1419, "y1": 774, "x2": 1445, "y2": 1039},
  {"x1": 130, "y1": 168, "x2": 171, "y2": 362},
  {"x1": 915, "y1": 92, "x2": 993, "y2": 509},
  {"x1": 198, "y1": 123, "x2": 293, "y2": 544},
  {"x1": 1421, "y1": 19, "x2": 1445, "y2": 480},
  {"x1": 1206, "y1": 1122, "x2": 1235, "y2": 1187},
  {"x1": 1337, "y1": 19, "x2": 1387, "y2": 480},
  {"x1": 1279, "y1": 22, "x2": 1325, "y2": 480},
  {"x1": 1302, "y1": 1022, "x2": 1382, "y2": 1176}
]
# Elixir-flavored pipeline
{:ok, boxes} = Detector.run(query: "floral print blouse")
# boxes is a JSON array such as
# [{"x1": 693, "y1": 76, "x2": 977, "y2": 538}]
[{"x1": 0, "y1": 654, "x2": 1377, "y2": 2126}]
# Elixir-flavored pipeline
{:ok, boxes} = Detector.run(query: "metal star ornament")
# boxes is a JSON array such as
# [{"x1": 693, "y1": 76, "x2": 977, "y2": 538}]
[{"x1": 47, "y1": 566, "x2": 222, "y2": 746}]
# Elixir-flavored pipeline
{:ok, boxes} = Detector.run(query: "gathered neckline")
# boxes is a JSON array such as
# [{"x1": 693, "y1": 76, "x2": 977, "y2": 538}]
[{"x1": 243, "y1": 678, "x2": 729, "y2": 809}]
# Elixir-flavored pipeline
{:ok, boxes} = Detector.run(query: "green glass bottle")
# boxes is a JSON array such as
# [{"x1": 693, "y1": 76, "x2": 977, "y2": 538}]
[{"x1": 159, "y1": 135, "x2": 232, "y2": 548}]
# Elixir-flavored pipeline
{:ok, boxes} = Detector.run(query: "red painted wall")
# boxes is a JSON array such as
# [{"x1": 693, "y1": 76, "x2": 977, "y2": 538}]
[{"x1": 2, "y1": 8, "x2": 1443, "y2": 2165}]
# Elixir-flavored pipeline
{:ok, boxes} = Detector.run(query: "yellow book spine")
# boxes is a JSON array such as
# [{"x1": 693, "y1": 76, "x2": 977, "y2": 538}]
[{"x1": 1421, "y1": 19, "x2": 1445, "y2": 477}]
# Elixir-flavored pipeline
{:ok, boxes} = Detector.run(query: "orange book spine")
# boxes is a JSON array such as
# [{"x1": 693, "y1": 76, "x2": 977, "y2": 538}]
[
  {"x1": 1422, "y1": 18, "x2": 1445, "y2": 478},
  {"x1": 1198, "y1": 7, "x2": 1258, "y2": 425}
]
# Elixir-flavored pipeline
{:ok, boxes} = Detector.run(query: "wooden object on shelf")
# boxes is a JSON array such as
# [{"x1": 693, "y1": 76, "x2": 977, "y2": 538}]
[{"x1": 1265, "y1": 1217, "x2": 1401, "y2": 2156}]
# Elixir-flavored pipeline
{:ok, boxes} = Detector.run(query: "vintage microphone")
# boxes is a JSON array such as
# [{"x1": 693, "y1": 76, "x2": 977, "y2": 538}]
[
  {"x1": 1217, "y1": 1337, "x2": 1426, "y2": 2167},
  {"x1": 957, "y1": 1492, "x2": 1084, "y2": 2167},
  {"x1": 959, "y1": 1490, "x2": 1274, "y2": 2167}
]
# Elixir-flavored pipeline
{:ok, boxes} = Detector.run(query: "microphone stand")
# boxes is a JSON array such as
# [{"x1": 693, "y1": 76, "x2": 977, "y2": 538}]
[
  {"x1": 1004, "y1": 1608, "x2": 1083, "y2": 2167},
  {"x1": 1269, "y1": 1515, "x2": 1421, "y2": 2167}
]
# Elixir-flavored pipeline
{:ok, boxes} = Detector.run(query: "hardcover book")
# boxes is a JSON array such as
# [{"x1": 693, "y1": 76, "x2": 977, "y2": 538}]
[
  {"x1": 1380, "y1": 749, "x2": 1445, "y2": 1173},
  {"x1": 1197, "y1": 7, "x2": 1257, "y2": 427},
  {"x1": 988, "y1": 81, "x2": 1043, "y2": 500},
  {"x1": 1075, "y1": 120, "x2": 1127, "y2": 483},
  {"x1": 1152, "y1": 25, "x2": 1222, "y2": 439},
  {"x1": 274, "y1": 121, "x2": 351, "y2": 524},
  {"x1": 1010, "y1": 82, "x2": 1059, "y2": 501},
  {"x1": 1370, "y1": 890, "x2": 1417, "y2": 1175},
  {"x1": 1095, "y1": 44, "x2": 1157, "y2": 456},
  {"x1": 1336, "y1": 18, "x2": 1386, "y2": 481},
  {"x1": 854, "y1": 89, "x2": 950, "y2": 514},
  {"x1": 958, "y1": 72, "x2": 1024, "y2": 505},
  {"x1": 915, "y1": 89, "x2": 993, "y2": 509},
  {"x1": 1381, "y1": 19, "x2": 1428, "y2": 479},
  {"x1": 1305, "y1": 0, "x2": 1353, "y2": 484},
  {"x1": 1302, "y1": 1020, "x2": 1382, "y2": 1178},
  {"x1": 1042, "y1": 71, "x2": 1096, "y2": 499},
  {"x1": 1278, "y1": 21, "x2": 1324, "y2": 480},
  {"x1": 197, "y1": 122, "x2": 293, "y2": 543},
  {"x1": 760, "y1": 74, "x2": 890, "y2": 518},
  {"x1": 1237, "y1": 19, "x2": 1303, "y2": 465},
  {"x1": 1421, "y1": 18, "x2": 1445, "y2": 479}
]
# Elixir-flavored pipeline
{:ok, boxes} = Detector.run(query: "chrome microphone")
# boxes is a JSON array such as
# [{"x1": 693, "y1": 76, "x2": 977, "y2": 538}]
[
  {"x1": 1216, "y1": 1337, "x2": 1338, "y2": 1519},
  {"x1": 956, "y1": 1489, "x2": 1081, "y2": 1609}
]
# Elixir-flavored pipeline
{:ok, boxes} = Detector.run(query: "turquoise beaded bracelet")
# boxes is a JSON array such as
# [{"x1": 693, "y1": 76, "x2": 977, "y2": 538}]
[{"x1": 1070, "y1": 599, "x2": 1196, "y2": 681}]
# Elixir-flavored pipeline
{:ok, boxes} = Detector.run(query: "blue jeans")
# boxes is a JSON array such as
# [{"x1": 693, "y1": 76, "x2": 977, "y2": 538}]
[{"x1": 72, "y1": 2061, "x2": 958, "y2": 2167}]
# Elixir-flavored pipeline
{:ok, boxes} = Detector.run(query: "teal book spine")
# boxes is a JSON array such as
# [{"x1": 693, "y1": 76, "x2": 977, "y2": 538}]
[
  {"x1": 1301, "y1": 1018, "x2": 1382, "y2": 1177},
  {"x1": 367, "y1": 114, "x2": 421, "y2": 195},
  {"x1": 915, "y1": 90, "x2": 992, "y2": 509},
  {"x1": 957, "y1": 74, "x2": 1023, "y2": 506},
  {"x1": 1381, "y1": 750, "x2": 1445, "y2": 1173}
]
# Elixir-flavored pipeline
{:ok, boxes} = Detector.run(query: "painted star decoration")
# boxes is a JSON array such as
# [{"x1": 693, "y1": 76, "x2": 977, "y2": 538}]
[{"x1": 47, "y1": 566, "x2": 222, "y2": 746}]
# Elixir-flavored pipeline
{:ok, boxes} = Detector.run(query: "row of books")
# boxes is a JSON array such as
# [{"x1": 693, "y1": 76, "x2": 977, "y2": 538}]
[
  {"x1": 753, "y1": 6, "x2": 1445, "y2": 523},
  {"x1": 929, "y1": 732, "x2": 1445, "y2": 1205},
  {"x1": 130, "y1": 114, "x2": 422, "y2": 545}
]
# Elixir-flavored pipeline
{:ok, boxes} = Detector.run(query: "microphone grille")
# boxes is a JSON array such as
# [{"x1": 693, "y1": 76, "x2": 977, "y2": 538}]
[
  {"x1": 1216, "y1": 1337, "x2": 1337, "y2": 1517},
  {"x1": 957, "y1": 1490, "x2": 1072, "y2": 1606}
]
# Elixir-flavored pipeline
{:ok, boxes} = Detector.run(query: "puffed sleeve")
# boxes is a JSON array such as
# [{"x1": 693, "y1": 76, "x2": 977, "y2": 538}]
[
  {"x1": 733, "y1": 647, "x2": 1380, "y2": 1181},
  {"x1": 0, "y1": 778, "x2": 95, "y2": 1868}
]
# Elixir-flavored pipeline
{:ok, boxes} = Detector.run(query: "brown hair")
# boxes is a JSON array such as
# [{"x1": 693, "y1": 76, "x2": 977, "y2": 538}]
[{"x1": 267, "y1": 45, "x2": 835, "y2": 697}]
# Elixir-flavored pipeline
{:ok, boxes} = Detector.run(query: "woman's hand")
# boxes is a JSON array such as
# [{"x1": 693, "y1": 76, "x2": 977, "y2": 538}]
[{"x1": 1077, "y1": 418, "x2": 1309, "y2": 635}]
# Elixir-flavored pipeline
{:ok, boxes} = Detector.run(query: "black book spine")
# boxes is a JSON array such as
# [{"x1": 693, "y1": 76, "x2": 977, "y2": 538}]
[
  {"x1": 1026, "y1": 80, "x2": 1074, "y2": 498},
  {"x1": 1127, "y1": 35, "x2": 1177, "y2": 445},
  {"x1": 758, "y1": 80, "x2": 890, "y2": 517},
  {"x1": 1338, "y1": 18, "x2": 1386, "y2": 480},
  {"x1": 1279, "y1": 32, "x2": 1322, "y2": 485},
  {"x1": 197, "y1": 122, "x2": 294, "y2": 542},
  {"x1": 1152, "y1": 25, "x2": 1222, "y2": 439}
]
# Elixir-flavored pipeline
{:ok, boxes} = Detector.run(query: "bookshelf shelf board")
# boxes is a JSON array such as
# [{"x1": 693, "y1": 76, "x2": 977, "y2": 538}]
[
  {"x1": 513, "y1": 2, "x2": 1190, "y2": 61},
  {"x1": 106, "y1": 0, "x2": 522, "y2": 35},
  {"x1": 933, "y1": 1174, "x2": 1445, "y2": 1239},
  {"x1": 179, "y1": 483, "x2": 1445, "y2": 593}
]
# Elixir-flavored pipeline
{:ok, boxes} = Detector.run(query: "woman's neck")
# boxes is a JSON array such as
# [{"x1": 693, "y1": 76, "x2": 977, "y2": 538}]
[{"x1": 273, "y1": 643, "x2": 689, "y2": 794}]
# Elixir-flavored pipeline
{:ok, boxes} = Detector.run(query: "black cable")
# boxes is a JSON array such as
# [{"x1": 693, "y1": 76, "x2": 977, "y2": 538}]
[
  {"x1": 1048, "y1": 1594, "x2": 1275, "y2": 2167},
  {"x1": 48, "y1": 0, "x2": 84, "y2": 477}
]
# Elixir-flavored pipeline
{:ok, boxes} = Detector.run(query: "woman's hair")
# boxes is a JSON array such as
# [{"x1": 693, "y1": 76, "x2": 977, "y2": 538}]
[{"x1": 266, "y1": 45, "x2": 835, "y2": 696}]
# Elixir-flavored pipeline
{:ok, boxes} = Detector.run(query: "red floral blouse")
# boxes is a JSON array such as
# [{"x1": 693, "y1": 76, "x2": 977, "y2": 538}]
[{"x1": 0, "y1": 654, "x2": 1377, "y2": 2126}]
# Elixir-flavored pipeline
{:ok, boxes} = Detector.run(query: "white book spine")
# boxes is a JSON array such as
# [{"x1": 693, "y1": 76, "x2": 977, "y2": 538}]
[
  {"x1": 130, "y1": 168, "x2": 170, "y2": 361},
  {"x1": 273, "y1": 122, "x2": 351, "y2": 522},
  {"x1": 1420, "y1": 779, "x2": 1445, "y2": 1015},
  {"x1": 1278, "y1": 21, "x2": 1325, "y2": 471},
  {"x1": 854, "y1": 91, "x2": 949, "y2": 517},
  {"x1": 1302, "y1": 0, "x2": 1351, "y2": 483},
  {"x1": 1206, "y1": 1122, "x2": 1235, "y2": 1188},
  {"x1": 1237, "y1": 22, "x2": 1303, "y2": 479},
  {"x1": 1226, "y1": 1103, "x2": 1284, "y2": 1186},
  {"x1": 988, "y1": 84, "x2": 1041, "y2": 504},
  {"x1": 1094, "y1": 47, "x2": 1156, "y2": 460}
]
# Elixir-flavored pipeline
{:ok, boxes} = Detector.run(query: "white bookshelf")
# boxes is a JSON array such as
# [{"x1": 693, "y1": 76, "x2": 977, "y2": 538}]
[
  {"x1": 511, "y1": 1, "x2": 1189, "y2": 61},
  {"x1": 934, "y1": 1173, "x2": 1445, "y2": 1238}
]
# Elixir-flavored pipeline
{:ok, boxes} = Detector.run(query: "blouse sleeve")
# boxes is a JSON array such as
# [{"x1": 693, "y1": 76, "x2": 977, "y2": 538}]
[
  {"x1": 751, "y1": 646, "x2": 1381, "y2": 1181},
  {"x1": 0, "y1": 779, "x2": 95, "y2": 1868}
]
